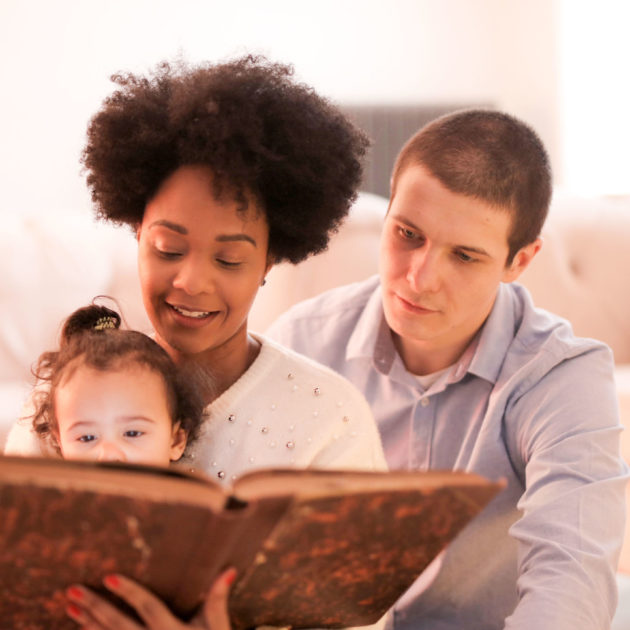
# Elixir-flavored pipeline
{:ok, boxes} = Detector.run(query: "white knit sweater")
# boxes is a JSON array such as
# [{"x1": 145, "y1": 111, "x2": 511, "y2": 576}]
[
  {"x1": 182, "y1": 334, "x2": 387, "y2": 482},
  {"x1": 4, "y1": 335, "x2": 387, "y2": 480}
]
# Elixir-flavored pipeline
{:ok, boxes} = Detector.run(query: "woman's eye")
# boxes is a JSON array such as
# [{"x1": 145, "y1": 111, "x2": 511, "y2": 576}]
[
  {"x1": 124, "y1": 430, "x2": 144, "y2": 438},
  {"x1": 217, "y1": 259, "x2": 242, "y2": 268},
  {"x1": 156, "y1": 249, "x2": 182, "y2": 260},
  {"x1": 77, "y1": 435, "x2": 96, "y2": 443}
]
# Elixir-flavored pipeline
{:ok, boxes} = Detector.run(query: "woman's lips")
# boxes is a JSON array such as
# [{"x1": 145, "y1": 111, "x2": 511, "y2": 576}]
[
  {"x1": 170, "y1": 304, "x2": 211, "y2": 319},
  {"x1": 166, "y1": 302, "x2": 218, "y2": 327}
]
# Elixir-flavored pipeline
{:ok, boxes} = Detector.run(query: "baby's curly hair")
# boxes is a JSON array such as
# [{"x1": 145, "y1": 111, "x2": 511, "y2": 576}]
[
  {"x1": 31, "y1": 304, "x2": 206, "y2": 457},
  {"x1": 82, "y1": 55, "x2": 369, "y2": 264}
]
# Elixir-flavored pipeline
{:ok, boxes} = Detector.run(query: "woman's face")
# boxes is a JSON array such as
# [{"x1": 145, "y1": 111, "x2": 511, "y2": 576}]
[{"x1": 137, "y1": 165, "x2": 271, "y2": 364}]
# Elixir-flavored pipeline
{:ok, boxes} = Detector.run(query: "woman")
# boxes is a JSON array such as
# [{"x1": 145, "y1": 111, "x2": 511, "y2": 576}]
[{"x1": 5, "y1": 55, "x2": 387, "y2": 627}]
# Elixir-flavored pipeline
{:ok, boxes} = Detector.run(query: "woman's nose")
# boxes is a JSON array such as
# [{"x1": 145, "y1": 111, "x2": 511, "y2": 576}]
[{"x1": 172, "y1": 256, "x2": 213, "y2": 296}]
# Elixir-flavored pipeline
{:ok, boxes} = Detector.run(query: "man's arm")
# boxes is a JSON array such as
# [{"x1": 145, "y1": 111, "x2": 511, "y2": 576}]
[{"x1": 504, "y1": 344, "x2": 628, "y2": 629}]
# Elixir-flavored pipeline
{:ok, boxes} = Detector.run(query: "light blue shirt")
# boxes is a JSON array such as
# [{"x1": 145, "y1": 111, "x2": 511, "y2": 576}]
[{"x1": 267, "y1": 275, "x2": 628, "y2": 630}]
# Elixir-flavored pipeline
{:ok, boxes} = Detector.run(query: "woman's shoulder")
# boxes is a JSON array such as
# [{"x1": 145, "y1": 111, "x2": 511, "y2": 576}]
[{"x1": 256, "y1": 334, "x2": 369, "y2": 401}]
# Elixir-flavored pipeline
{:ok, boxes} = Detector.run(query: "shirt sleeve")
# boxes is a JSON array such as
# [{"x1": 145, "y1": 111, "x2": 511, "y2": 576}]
[
  {"x1": 266, "y1": 306, "x2": 317, "y2": 357},
  {"x1": 504, "y1": 344, "x2": 628, "y2": 629}
]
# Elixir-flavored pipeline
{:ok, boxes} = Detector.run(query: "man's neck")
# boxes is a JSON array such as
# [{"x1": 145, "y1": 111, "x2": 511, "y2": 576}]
[{"x1": 391, "y1": 331, "x2": 476, "y2": 376}]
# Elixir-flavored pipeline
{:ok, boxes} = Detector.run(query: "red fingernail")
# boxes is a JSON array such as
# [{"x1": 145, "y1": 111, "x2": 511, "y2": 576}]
[
  {"x1": 226, "y1": 569, "x2": 237, "y2": 585},
  {"x1": 66, "y1": 603, "x2": 82, "y2": 618},
  {"x1": 66, "y1": 586, "x2": 83, "y2": 600},
  {"x1": 104, "y1": 574, "x2": 120, "y2": 589}
]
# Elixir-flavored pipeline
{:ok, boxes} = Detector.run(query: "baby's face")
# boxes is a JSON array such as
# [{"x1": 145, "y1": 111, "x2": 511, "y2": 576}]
[{"x1": 55, "y1": 364, "x2": 186, "y2": 466}]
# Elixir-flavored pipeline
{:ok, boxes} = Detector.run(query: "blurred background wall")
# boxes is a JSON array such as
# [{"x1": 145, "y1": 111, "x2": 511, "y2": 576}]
[{"x1": 0, "y1": 0, "x2": 628, "y2": 218}]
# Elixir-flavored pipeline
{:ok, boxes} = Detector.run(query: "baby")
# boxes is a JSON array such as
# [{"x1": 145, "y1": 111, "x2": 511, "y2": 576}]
[{"x1": 30, "y1": 303, "x2": 205, "y2": 466}]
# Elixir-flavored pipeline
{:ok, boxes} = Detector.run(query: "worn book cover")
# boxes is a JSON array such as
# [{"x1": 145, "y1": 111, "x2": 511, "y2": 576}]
[{"x1": 0, "y1": 455, "x2": 504, "y2": 629}]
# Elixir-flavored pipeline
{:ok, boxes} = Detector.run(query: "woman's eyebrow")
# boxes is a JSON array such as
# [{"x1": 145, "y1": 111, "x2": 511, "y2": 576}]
[
  {"x1": 148, "y1": 221, "x2": 256, "y2": 246},
  {"x1": 215, "y1": 234, "x2": 257, "y2": 247},
  {"x1": 149, "y1": 220, "x2": 187, "y2": 235}
]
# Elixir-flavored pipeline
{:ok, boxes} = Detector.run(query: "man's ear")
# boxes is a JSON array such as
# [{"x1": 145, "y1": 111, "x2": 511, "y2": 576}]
[
  {"x1": 502, "y1": 237, "x2": 542, "y2": 283},
  {"x1": 169, "y1": 422, "x2": 188, "y2": 462}
]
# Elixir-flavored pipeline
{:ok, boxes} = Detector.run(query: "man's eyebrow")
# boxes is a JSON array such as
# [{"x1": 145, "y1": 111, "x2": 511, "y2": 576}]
[
  {"x1": 457, "y1": 245, "x2": 491, "y2": 257},
  {"x1": 390, "y1": 213, "x2": 491, "y2": 257}
]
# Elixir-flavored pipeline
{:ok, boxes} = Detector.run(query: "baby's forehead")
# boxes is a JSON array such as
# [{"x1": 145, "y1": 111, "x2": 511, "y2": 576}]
[{"x1": 58, "y1": 355, "x2": 163, "y2": 385}]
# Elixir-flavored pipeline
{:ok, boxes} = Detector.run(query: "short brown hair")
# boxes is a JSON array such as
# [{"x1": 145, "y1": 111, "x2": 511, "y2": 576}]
[{"x1": 391, "y1": 109, "x2": 552, "y2": 263}]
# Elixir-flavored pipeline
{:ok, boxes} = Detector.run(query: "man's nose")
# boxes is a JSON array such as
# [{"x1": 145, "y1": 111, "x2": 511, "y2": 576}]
[{"x1": 407, "y1": 248, "x2": 441, "y2": 292}]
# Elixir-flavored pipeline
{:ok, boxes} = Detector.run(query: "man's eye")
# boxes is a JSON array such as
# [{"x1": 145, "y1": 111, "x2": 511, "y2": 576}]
[
  {"x1": 77, "y1": 435, "x2": 96, "y2": 443},
  {"x1": 399, "y1": 227, "x2": 417, "y2": 240},
  {"x1": 456, "y1": 251, "x2": 475, "y2": 263},
  {"x1": 124, "y1": 430, "x2": 144, "y2": 438}
]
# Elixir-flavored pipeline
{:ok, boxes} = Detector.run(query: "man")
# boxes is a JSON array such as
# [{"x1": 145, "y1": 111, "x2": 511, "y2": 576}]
[{"x1": 267, "y1": 110, "x2": 628, "y2": 629}]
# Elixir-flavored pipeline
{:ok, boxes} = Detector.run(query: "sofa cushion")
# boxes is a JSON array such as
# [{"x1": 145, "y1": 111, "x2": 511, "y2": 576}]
[{"x1": 0, "y1": 213, "x2": 149, "y2": 385}]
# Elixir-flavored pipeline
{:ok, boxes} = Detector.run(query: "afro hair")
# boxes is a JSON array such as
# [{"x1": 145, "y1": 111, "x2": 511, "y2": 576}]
[{"x1": 82, "y1": 55, "x2": 370, "y2": 264}]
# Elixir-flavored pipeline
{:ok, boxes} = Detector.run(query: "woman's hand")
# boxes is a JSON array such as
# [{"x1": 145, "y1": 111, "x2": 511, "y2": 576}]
[{"x1": 65, "y1": 568, "x2": 236, "y2": 630}]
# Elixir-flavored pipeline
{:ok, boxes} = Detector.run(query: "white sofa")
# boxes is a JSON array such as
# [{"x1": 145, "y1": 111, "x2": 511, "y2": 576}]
[{"x1": 1, "y1": 191, "x2": 629, "y2": 625}]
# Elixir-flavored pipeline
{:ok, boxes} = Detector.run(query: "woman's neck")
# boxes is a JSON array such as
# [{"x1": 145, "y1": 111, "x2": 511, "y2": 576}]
[
  {"x1": 210, "y1": 333, "x2": 261, "y2": 398},
  {"x1": 173, "y1": 332, "x2": 262, "y2": 405}
]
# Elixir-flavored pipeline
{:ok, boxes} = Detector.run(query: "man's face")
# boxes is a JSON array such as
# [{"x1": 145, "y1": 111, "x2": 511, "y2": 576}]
[{"x1": 379, "y1": 164, "x2": 537, "y2": 374}]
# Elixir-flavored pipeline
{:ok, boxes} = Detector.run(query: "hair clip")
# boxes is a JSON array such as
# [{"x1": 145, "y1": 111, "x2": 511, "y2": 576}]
[{"x1": 94, "y1": 316, "x2": 118, "y2": 331}]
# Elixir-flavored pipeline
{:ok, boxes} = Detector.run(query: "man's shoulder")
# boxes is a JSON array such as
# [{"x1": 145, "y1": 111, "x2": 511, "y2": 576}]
[
  {"x1": 510, "y1": 282, "x2": 611, "y2": 357},
  {"x1": 275, "y1": 276, "x2": 379, "y2": 324},
  {"x1": 266, "y1": 276, "x2": 380, "y2": 349}
]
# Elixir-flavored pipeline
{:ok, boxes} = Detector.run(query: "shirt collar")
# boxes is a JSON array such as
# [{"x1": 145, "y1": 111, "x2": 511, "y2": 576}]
[
  {"x1": 346, "y1": 280, "x2": 397, "y2": 372},
  {"x1": 345, "y1": 278, "x2": 520, "y2": 386},
  {"x1": 466, "y1": 282, "x2": 519, "y2": 384}
]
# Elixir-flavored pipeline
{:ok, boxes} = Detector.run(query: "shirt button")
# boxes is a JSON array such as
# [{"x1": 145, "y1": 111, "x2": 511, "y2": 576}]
[{"x1": 420, "y1": 397, "x2": 430, "y2": 407}]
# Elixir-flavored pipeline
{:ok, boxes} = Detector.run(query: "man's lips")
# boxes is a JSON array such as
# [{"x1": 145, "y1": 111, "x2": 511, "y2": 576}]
[{"x1": 395, "y1": 294, "x2": 439, "y2": 314}]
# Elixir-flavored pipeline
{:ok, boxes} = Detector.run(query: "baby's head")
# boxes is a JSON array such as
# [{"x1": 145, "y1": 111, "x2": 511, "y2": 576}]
[{"x1": 32, "y1": 304, "x2": 205, "y2": 466}]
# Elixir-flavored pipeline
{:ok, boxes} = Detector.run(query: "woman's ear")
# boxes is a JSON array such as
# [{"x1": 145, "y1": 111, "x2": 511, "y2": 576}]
[
  {"x1": 264, "y1": 253, "x2": 276, "y2": 276},
  {"x1": 169, "y1": 422, "x2": 188, "y2": 462},
  {"x1": 261, "y1": 254, "x2": 276, "y2": 286}
]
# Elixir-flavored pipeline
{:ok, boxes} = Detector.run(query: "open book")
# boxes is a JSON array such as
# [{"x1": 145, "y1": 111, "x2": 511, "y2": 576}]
[{"x1": 0, "y1": 455, "x2": 504, "y2": 629}]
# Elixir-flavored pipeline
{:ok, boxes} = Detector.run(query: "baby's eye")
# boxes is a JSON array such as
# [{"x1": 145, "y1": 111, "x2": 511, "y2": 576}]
[
  {"x1": 77, "y1": 434, "x2": 97, "y2": 443},
  {"x1": 124, "y1": 430, "x2": 144, "y2": 438}
]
